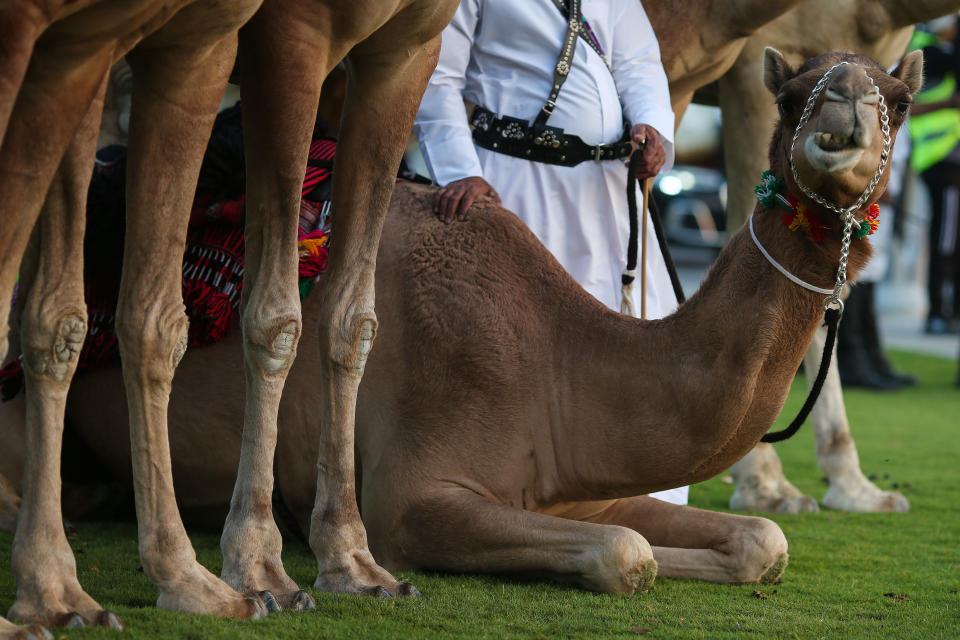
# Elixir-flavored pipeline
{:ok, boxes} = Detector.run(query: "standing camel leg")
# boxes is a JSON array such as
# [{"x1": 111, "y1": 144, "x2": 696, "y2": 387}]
[
  {"x1": 6, "y1": 66, "x2": 121, "y2": 630},
  {"x1": 551, "y1": 496, "x2": 788, "y2": 585},
  {"x1": 115, "y1": 11, "x2": 266, "y2": 617},
  {"x1": 804, "y1": 323, "x2": 909, "y2": 512},
  {"x1": 216, "y1": 6, "x2": 334, "y2": 611},
  {"x1": 729, "y1": 443, "x2": 818, "y2": 513},
  {"x1": 0, "y1": 3, "x2": 48, "y2": 150},
  {"x1": 729, "y1": 323, "x2": 909, "y2": 513},
  {"x1": 307, "y1": 22, "x2": 445, "y2": 596},
  {"x1": 0, "y1": 32, "x2": 108, "y2": 368}
]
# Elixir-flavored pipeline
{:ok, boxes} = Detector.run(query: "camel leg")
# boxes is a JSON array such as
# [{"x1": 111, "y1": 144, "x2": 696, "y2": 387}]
[
  {"x1": 717, "y1": 59, "x2": 774, "y2": 235},
  {"x1": 114, "y1": 19, "x2": 264, "y2": 619},
  {"x1": 728, "y1": 324, "x2": 909, "y2": 513},
  {"x1": 729, "y1": 443, "x2": 818, "y2": 513},
  {"x1": 0, "y1": 42, "x2": 113, "y2": 368},
  {"x1": 308, "y1": 34, "x2": 442, "y2": 597},
  {"x1": 0, "y1": 617, "x2": 50, "y2": 640},
  {"x1": 216, "y1": 8, "x2": 331, "y2": 612},
  {"x1": 555, "y1": 495, "x2": 788, "y2": 585},
  {"x1": 396, "y1": 489, "x2": 658, "y2": 594},
  {"x1": 6, "y1": 69, "x2": 122, "y2": 630},
  {"x1": 0, "y1": 366, "x2": 26, "y2": 532},
  {"x1": 0, "y1": 4, "x2": 48, "y2": 149},
  {"x1": 804, "y1": 324, "x2": 909, "y2": 512},
  {"x1": 0, "y1": 472, "x2": 20, "y2": 533},
  {"x1": 0, "y1": 36, "x2": 125, "y2": 627}
]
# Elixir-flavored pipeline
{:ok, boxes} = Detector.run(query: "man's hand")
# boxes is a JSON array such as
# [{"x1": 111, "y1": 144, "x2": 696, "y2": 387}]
[
  {"x1": 434, "y1": 176, "x2": 501, "y2": 223},
  {"x1": 628, "y1": 124, "x2": 666, "y2": 180}
]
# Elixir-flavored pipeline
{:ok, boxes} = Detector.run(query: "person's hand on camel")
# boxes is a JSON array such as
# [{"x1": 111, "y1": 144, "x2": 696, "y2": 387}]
[
  {"x1": 434, "y1": 176, "x2": 501, "y2": 223},
  {"x1": 628, "y1": 123, "x2": 666, "y2": 180}
]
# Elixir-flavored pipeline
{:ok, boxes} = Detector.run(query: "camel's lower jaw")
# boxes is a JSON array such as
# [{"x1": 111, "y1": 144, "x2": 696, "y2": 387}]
[{"x1": 804, "y1": 135, "x2": 864, "y2": 174}]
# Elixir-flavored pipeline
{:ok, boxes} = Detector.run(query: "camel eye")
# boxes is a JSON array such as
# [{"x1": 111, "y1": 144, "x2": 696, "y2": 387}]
[{"x1": 894, "y1": 100, "x2": 911, "y2": 116}]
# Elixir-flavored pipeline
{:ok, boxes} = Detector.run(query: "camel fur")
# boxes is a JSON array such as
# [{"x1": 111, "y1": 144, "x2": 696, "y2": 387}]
[
  {"x1": 0, "y1": 0, "x2": 456, "y2": 635},
  {"x1": 2, "y1": 48, "x2": 923, "y2": 596}
]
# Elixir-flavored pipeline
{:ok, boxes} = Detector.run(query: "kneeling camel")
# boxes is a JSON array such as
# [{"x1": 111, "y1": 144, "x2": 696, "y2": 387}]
[{"x1": 3, "y1": 48, "x2": 923, "y2": 593}]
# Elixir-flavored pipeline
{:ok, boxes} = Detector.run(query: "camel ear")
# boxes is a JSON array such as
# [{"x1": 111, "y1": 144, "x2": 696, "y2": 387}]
[
  {"x1": 763, "y1": 47, "x2": 794, "y2": 95},
  {"x1": 892, "y1": 49, "x2": 924, "y2": 95}
]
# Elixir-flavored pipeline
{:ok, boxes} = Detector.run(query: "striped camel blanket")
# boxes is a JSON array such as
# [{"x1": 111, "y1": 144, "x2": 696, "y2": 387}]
[{"x1": 0, "y1": 104, "x2": 336, "y2": 400}]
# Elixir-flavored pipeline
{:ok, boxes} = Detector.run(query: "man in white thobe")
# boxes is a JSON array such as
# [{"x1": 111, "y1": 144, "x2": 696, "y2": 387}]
[{"x1": 414, "y1": 0, "x2": 689, "y2": 506}]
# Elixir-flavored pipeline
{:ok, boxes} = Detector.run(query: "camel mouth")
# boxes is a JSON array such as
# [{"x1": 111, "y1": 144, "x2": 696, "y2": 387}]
[
  {"x1": 803, "y1": 133, "x2": 864, "y2": 174},
  {"x1": 812, "y1": 131, "x2": 856, "y2": 152}
]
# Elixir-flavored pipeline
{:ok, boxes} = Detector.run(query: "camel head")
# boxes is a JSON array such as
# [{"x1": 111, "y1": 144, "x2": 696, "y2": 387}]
[{"x1": 763, "y1": 47, "x2": 923, "y2": 216}]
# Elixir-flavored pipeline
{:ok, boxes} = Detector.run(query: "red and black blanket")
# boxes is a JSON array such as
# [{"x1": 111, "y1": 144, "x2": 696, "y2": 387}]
[{"x1": 0, "y1": 104, "x2": 337, "y2": 400}]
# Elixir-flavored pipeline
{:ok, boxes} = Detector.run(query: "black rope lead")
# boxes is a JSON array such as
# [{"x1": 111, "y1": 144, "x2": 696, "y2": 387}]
[
  {"x1": 648, "y1": 193, "x2": 685, "y2": 304},
  {"x1": 624, "y1": 152, "x2": 685, "y2": 304},
  {"x1": 761, "y1": 306, "x2": 842, "y2": 443},
  {"x1": 623, "y1": 153, "x2": 640, "y2": 287}
]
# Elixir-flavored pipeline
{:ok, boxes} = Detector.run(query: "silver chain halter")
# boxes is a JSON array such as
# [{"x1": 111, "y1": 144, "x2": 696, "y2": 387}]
[{"x1": 787, "y1": 60, "x2": 892, "y2": 311}]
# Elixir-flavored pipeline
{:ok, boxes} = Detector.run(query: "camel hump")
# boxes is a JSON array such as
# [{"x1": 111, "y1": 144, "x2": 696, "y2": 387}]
[{"x1": 377, "y1": 181, "x2": 590, "y2": 381}]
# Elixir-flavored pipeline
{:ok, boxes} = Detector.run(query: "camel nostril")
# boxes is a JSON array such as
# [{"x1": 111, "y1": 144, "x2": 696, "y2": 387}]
[
  {"x1": 824, "y1": 88, "x2": 847, "y2": 102},
  {"x1": 852, "y1": 126, "x2": 871, "y2": 149}
]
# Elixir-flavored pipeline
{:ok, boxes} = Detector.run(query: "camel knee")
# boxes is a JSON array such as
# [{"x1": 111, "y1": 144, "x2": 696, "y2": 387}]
[
  {"x1": 322, "y1": 308, "x2": 377, "y2": 377},
  {"x1": 20, "y1": 304, "x2": 86, "y2": 385},
  {"x1": 115, "y1": 299, "x2": 189, "y2": 382},
  {"x1": 725, "y1": 517, "x2": 788, "y2": 584},
  {"x1": 589, "y1": 526, "x2": 657, "y2": 594},
  {"x1": 242, "y1": 311, "x2": 301, "y2": 378},
  {"x1": 817, "y1": 429, "x2": 854, "y2": 457}
]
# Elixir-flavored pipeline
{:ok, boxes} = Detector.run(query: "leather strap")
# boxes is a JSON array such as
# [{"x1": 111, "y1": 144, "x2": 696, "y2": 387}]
[
  {"x1": 548, "y1": 0, "x2": 609, "y2": 66},
  {"x1": 535, "y1": 0, "x2": 584, "y2": 128}
]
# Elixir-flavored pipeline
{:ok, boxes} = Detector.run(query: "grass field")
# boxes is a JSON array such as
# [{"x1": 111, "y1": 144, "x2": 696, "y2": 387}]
[{"x1": 0, "y1": 350, "x2": 957, "y2": 639}]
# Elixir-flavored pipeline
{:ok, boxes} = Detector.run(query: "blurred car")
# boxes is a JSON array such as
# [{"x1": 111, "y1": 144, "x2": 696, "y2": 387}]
[{"x1": 652, "y1": 164, "x2": 727, "y2": 251}]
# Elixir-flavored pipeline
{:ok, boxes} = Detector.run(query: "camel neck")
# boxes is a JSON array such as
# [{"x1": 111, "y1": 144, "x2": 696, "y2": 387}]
[{"x1": 542, "y1": 203, "x2": 869, "y2": 503}]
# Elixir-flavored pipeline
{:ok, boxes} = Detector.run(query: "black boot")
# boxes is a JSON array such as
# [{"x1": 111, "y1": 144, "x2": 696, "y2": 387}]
[
  {"x1": 837, "y1": 284, "x2": 903, "y2": 391},
  {"x1": 860, "y1": 282, "x2": 917, "y2": 387}
]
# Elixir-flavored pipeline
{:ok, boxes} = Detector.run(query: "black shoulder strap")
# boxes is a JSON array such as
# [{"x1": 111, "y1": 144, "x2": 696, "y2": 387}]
[
  {"x1": 535, "y1": 0, "x2": 584, "y2": 128},
  {"x1": 549, "y1": 0, "x2": 609, "y2": 64}
]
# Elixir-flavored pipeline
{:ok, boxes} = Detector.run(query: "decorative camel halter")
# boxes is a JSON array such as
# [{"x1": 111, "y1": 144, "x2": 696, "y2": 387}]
[
  {"x1": 752, "y1": 60, "x2": 892, "y2": 312},
  {"x1": 755, "y1": 60, "x2": 892, "y2": 444}
]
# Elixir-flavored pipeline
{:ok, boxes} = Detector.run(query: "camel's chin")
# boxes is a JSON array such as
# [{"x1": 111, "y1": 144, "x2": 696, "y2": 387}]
[{"x1": 803, "y1": 136, "x2": 864, "y2": 174}]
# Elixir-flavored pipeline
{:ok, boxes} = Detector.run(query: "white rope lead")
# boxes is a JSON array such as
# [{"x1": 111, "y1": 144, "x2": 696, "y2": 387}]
[{"x1": 749, "y1": 215, "x2": 834, "y2": 295}]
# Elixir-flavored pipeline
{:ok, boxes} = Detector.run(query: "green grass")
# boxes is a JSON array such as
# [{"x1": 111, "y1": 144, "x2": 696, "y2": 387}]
[{"x1": 1, "y1": 350, "x2": 958, "y2": 639}]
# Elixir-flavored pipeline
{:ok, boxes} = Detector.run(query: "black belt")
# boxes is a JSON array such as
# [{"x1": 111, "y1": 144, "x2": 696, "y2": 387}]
[{"x1": 470, "y1": 106, "x2": 633, "y2": 168}]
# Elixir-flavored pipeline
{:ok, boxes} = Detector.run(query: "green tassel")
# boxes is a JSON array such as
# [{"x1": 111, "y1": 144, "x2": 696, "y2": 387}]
[
  {"x1": 755, "y1": 170, "x2": 786, "y2": 210},
  {"x1": 298, "y1": 278, "x2": 315, "y2": 300}
]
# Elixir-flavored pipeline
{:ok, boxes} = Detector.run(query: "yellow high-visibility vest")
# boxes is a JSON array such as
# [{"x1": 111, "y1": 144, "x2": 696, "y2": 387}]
[{"x1": 908, "y1": 30, "x2": 960, "y2": 172}]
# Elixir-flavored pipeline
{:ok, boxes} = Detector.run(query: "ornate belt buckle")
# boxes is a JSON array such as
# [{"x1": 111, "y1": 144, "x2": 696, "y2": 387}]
[{"x1": 594, "y1": 144, "x2": 606, "y2": 162}]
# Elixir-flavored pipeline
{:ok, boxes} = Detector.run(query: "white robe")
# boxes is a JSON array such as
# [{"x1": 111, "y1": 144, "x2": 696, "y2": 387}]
[{"x1": 414, "y1": 0, "x2": 689, "y2": 506}]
